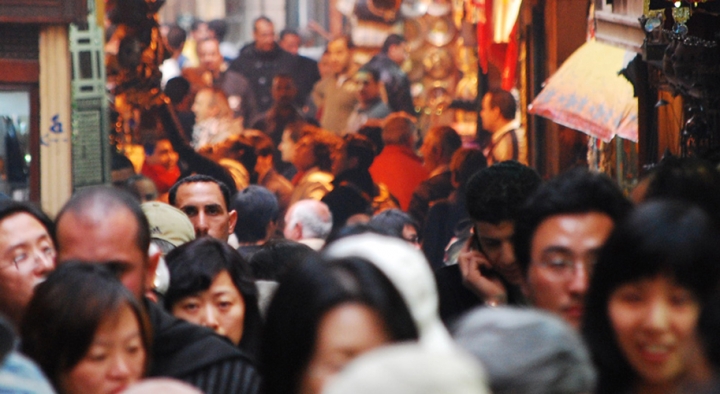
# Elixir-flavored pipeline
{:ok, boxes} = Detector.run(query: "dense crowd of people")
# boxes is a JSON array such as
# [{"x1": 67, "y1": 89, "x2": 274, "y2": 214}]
[{"x1": 2, "y1": 14, "x2": 720, "y2": 394}]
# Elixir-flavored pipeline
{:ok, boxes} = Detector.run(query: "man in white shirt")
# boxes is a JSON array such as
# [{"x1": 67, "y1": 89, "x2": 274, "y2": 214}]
[{"x1": 479, "y1": 89, "x2": 527, "y2": 165}]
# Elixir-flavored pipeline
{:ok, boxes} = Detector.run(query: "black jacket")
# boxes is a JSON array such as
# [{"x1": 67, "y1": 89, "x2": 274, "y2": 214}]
[
  {"x1": 360, "y1": 53, "x2": 415, "y2": 115},
  {"x1": 229, "y1": 44, "x2": 295, "y2": 113},
  {"x1": 146, "y1": 301, "x2": 261, "y2": 394}
]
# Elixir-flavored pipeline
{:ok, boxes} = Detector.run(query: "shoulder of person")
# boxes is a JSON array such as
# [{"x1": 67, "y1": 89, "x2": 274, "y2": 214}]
[{"x1": 145, "y1": 302, "x2": 255, "y2": 381}]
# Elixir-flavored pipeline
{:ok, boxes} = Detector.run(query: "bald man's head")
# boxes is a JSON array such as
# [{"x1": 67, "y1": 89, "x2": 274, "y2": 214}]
[
  {"x1": 55, "y1": 187, "x2": 156, "y2": 299},
  {"x1": 284, "y1": 200, "x2": 333, "y2": 241}
]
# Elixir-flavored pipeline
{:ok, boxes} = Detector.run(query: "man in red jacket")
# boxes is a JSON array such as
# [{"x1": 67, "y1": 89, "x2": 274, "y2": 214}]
[{"x1": 369, "y1": 112, "x2": 428, "y2": 211}]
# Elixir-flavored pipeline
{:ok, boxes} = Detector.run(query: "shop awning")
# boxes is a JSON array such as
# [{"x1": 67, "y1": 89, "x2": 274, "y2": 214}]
[{"x1": 528, "y1": 40, "x2": 638, "y2": 142}]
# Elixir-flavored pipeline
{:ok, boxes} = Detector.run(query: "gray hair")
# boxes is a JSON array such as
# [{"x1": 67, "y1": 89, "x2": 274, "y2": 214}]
[
  {"x1": 453, "y1": 307, "x2": 596, "y2": 394},
  {"x1": 287, "y1": 200, "x2": 333, "y2": 239}
]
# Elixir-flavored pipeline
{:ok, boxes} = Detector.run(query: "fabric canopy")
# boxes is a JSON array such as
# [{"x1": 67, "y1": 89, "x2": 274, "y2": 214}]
[{"x1": 528, "y1": 40, "x2": 638, "y2": 142}]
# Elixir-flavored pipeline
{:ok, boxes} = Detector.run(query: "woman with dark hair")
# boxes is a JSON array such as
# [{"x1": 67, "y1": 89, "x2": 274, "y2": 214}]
[
  {"x1": 260, "y1": 255, "x2": 419, "y2": 394},
  {"x1": 164, "y1": 237, "x2": 262, "y2": 357},
  {"x1": 582, "y1": 200, "x2": 720, "y2": 394},
  {"x1": 21, "y1": 263, "x2": 151, "y2": 394}
]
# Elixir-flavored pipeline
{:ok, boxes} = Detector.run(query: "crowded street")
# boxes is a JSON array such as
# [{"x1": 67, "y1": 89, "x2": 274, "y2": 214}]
[{"x1": 0, "y1": 0, "x2": 719, "y2": 393}]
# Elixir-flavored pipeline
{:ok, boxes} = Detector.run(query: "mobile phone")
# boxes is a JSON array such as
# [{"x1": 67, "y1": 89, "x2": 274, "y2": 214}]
[{"x1": 471, "y1": 230, "x2": 498, "y2": 279}]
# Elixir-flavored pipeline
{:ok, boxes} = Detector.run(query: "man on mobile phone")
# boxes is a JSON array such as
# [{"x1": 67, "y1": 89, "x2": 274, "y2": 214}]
[{"x1": 435, "y1": 161, "x2": 541, "y2": 326}]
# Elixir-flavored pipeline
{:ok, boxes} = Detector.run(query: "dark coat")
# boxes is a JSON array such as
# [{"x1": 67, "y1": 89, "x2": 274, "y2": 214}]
[
  {"x1": 229, "y1": 43, "x2": 296, "y2": 113},
  {"x1": 361, "y1": 53, "x2": 415, "y2": 115},
  {"x1": 146, "y1": 301, "x2": 261, "y2": 394}
]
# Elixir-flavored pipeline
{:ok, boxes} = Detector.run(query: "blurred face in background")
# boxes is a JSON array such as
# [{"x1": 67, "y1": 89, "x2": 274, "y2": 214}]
[
  {"x1": 387, "y1": 42, "x2": 408, "y2": 65},
  {"x1": 318, "y1": 52, "x2": 333, "y2": 79},
  {"x1": 279, "y1": 129, "x2": 296, "y2": 163},
  {"x1": 279, "y1": 33, "x2": 301, "y2": 55},
  {"x1": 197, "y1": 39, "x2": 224, "y2": 73},
  {"x1": 327, "y1": 38, "x2": 352, "y2": 76},
  {"x1": 192, "y1": 22, "x2": 211, "y2": 43},
  {"x1": 192, "y1": 89, "x2": 218, "y2": 123},
  {"x1": 146, "y1": 140, "x2": 176, "y2": 170},
  {"x1": 292, "y1": 136, "x2": 316, "y2": 172},
  {"x1": 355, "y1": 71, "x2": 381, "y2": 106},
  {"x1": 254, "y1": 19, "x2": 275, "y2": 53},
  {"x1": 272, "y1": 76, "x2": 297, "y2": 107}
]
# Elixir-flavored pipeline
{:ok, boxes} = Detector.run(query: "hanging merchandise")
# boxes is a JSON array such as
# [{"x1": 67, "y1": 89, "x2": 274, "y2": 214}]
[{"x1": 469, "y1": 0, "x2": 520, "y2": 89}]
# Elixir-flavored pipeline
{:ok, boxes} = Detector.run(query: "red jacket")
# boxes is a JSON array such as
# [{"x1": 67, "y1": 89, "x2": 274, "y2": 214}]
[
  {"x1": 369, "y1": 145, "x2": 428, "y2": 211},
  {"x1": 141, "y1": 162, "x2": 181, "y2": 194}
]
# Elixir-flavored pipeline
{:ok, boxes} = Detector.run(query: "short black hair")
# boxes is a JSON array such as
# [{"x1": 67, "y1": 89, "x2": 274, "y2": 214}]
[
  {"x1": 451, "y1": 148, "x2": 487, "y2": 190},
  {"x1": 191, "y1": 19, "x2": 206, "y2": 32},
  {"x1": 207, "y1": 19, "x2": 227, "y2": 41},
  {"x1": 324, "y1": 223, "x2": 390, "y2": 247},
  {"x1": 0, "y1": 200, "x2": 54, "y2": 241},
  {"x1": 231, "y1": 185, "x2": 279, "y2": 243},
  {"x1": 111, "y1": 152, "x2": 134, "y2": 171},
  {"x1": 381, "y1": 33, "x2": 405, "y2": 54},
  {"x1": 164, "y1": 237, "x2": 262, "y2": 355},
  {"x1": 465, "y1": 161, "x2": 542, "y2": 224},
  {"x1": 486, "y1": 88, "x2": 516, "y2": 120},
  {"x1": 125, "y1": 174, "x2": 159, "y2": 203},
  {"x1": 166, "y1": 24, "x2": 187, "y2": 51},
  {"x1": 279, "y1": 28, "x2": 299, "y2": 41},
  {"x1": 322, "y1": 186, "x2": 371, "y2": 233},
  {"x1": 582, "y1": 200, "x2": 720, "y2": 393},
  {"x1": 357, "y1": 68, "x2": 380, "y2": 83},
  {"x1": 357, "y1": 123, "x2": 384, "y2": 154},
  {"x1": 225, "y1": 136, "x2": 258, "y2": 181},
  {"x1": 249, "y1": 239, "x2": 317, "y2": 281},
  {"x1": 164, "y1": 77, "x2": 191, "y2": 105},
  {"x1": 369, "y1": 209, "x2": 418, "y2": 241},
  {"x1": 642, "y1": 156, "x2": 720, "y2": 227},
  {"x1": 57, "y1": 186, "x2": 150, "y2": 256},
  {"x1": 344, "y1": 134, "x2": 375, "y2": 170},
  {"x1": 514, "y1": 168, "x2": 632, "y2": 276},
  {"x1": 168, "y1": 174, "x2": 232, "y2": 210}
]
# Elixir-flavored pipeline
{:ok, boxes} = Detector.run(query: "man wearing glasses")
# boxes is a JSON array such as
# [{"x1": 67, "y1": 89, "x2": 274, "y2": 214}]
[
  {"x1": 0, "y1": 200, "x2": 55, "y2": 328},
  {"x1": 514, "y1": 168, "x2": 631, "y2": 329}
]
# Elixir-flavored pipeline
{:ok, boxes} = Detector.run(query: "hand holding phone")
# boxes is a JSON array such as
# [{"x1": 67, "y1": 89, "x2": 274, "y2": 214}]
[{"x1": 458, "y1": 234, "x2": 507, "y2": 305}]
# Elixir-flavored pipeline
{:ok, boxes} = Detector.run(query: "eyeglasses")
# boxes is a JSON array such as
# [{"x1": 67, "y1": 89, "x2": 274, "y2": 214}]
[
  {"x1": 2, "y1": 246, "x2": 56, "y2": 271},
  {"x1": 536, "y1": 254, "x2": 596, "y2": 281}
]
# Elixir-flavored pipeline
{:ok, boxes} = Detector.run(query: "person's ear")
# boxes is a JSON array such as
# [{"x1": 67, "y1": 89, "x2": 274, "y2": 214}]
[
  {"x1": 227, "y1": 209, "x2": 238, "y2": 235},
  {"x1": 292, "y1": 222, "x2": 303, "y2": 240},
  {"x1": 145, "y1": 245, "x2": 161, "y2": 295}
]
